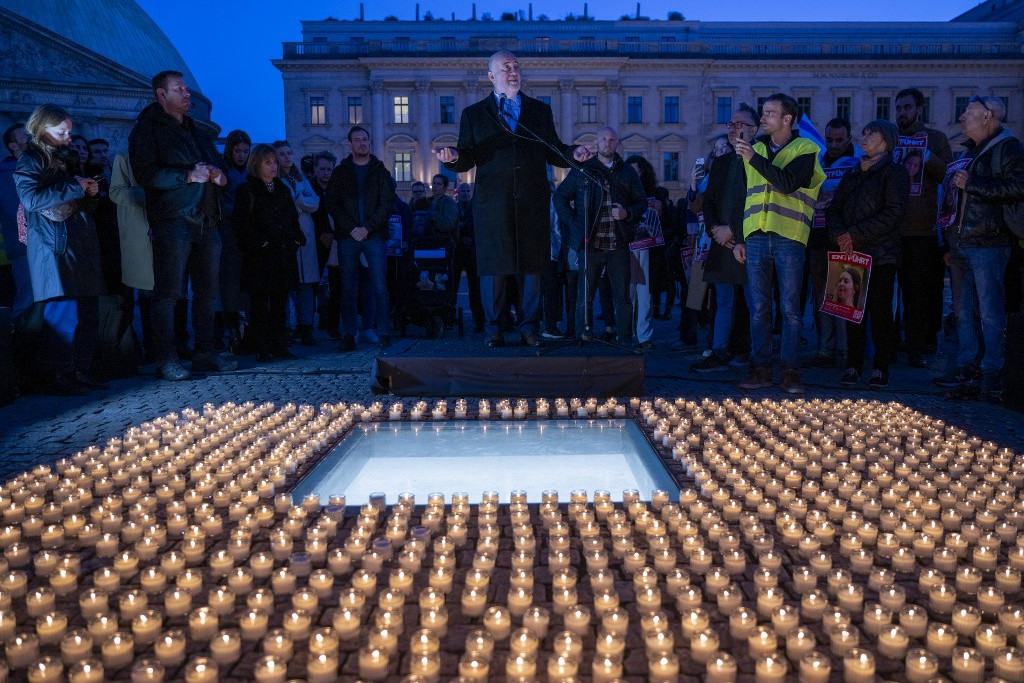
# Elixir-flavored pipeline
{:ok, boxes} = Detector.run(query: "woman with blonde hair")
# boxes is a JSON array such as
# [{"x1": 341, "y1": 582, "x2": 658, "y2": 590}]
[{"x1": 14, "y1": 104, "x2": 105, "y2": 394}]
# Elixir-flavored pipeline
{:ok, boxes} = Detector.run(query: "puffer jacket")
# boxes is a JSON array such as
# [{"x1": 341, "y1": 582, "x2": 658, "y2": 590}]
[
  {"x1": 955, "y1": 128, "x2": 1024, "y2": 249},
  {"x1": 826, "y1": 154, "x2": 910, "y2": 267},
  {"x1": 128, "y1": 102, "x2": 224, "y2": 226}
]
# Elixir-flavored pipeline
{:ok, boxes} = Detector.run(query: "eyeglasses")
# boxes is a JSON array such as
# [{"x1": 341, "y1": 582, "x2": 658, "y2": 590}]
[{"x1": 726, "y1": 121, "x2": 754, "y2": 129}]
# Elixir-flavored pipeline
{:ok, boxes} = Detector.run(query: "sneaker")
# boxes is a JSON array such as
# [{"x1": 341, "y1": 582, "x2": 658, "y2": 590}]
[
  {"x1": 363, "y1": 329, "x2": 380, "y2": 344},
  {"x1": 192, "y1": 353, "x2": 239, "y2": 372},
  {"x1": 780, "y1": 369, "x2": 805, "y2": 394},
  {"x1": 739, "y1": 366, "x2": 773, "y2": 390},
  {"x1": 933, "y1": 366, "x2": 978, "y2": 389},
  {"x1": 868, "y1": 369, "x2": 889, "y2": 388},
  {"x1": 980, "y1": 372, "x2": 1003, "y2": 402},
  {"x1": 159, "y1": 361, "x2": 192, "y2": 381},
  {"x1": 540, "y1": 329, "x2": 564, "y2": 340},
  {"x1": 840, "y1": 368, "x2": 860, "y2": 387},
  {"x1": 692, "y1": 351, "x2": 731, "y2": 373},
  {"x1": 639, "y1": 340, "x2": 655, "y2": 351},
  {"x1": 804, "y1": 354, "x2": 837, "y2": 369},
  {"x1": 728, "y1": 354, "x2": 750, "y2": 367},
  {"x1": 339, "y1": 334, "x2": 357, "y2": 352}
]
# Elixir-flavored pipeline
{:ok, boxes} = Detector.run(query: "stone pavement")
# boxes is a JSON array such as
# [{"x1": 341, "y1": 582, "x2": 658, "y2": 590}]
[{"x1": 2, "y1": 311, "x2": 1021, "y2": 484}]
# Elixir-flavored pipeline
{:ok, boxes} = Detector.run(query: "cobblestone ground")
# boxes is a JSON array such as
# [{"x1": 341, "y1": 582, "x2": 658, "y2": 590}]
[{"x1": 2, "y1": 316, "x2": 1020, "y2": 483}]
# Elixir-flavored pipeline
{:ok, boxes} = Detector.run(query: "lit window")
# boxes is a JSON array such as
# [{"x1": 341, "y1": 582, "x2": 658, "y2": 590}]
[
  {"x1": 310, "y1": 96, "x2": 326, "y2": 125},
  {"x1": 348, "y1": 97, "x2": 363, "y2": 124},
  {"x1": 440, "y1": 96, "x2": 456, "y2": 124},
  {"x1": 393, "y1": 96, "x2": 409, "y2": 124},
  {"x1": 394, "y1": 152, "x2": 412, "y2": 182}
]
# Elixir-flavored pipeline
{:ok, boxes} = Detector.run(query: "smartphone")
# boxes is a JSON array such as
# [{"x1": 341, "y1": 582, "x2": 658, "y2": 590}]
[{"x1": 736, "y1": 130, "x2": 747, "y2": 143}]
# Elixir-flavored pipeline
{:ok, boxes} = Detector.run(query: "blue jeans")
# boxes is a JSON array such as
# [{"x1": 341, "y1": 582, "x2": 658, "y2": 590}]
[
  {"x1": 950, "y1": 245, "x2": 1010, "y2": 373},
  {"x1": 744, "y1": 233, "x2": 806, "y2": 370},
  {"x1": 151, "y1": 220, "x2": 221, "y2": 365},
  {"x1": 711, "y1": 283, "x2": 738, "y2": 353},
  {"x1": 290, "y1": 283, "x2": 315, "y2": 327},
  {"x1": 339, "y1": 237, "x2": 388, "y2": 337}
]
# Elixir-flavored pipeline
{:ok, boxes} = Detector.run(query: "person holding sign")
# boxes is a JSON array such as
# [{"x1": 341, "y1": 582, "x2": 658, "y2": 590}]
[{"x1": 827, "y1": 120, "x2": 910, "y2": 388}]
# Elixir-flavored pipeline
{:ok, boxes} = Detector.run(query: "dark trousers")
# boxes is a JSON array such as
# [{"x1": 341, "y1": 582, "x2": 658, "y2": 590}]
[
  {"x1": 899, "y1": 236, "x2": 945, "y2": 354},
  {"x1": 321, "y1": 265, "x2": 341, "y2": 335},
  {"x1": 453, "y1": 246, "x2": 484, "y2": 326},
  {"x1": 847, "y1": 264, "x2": 897, "y2": 372},
  {"x1": 248, "y1": 291, "x2": 289, "y2": 355},
  {"x1": 576, "y1": 249, "x2": 630, "y2": 343},
  {"x1": 541, "y1": 258, "x2": 572, "y2": 334},
  {"x1": 482, "y1": 273, "x2": 540, "y2": 337},
  {"x1": 151, "y1": 220, "x2": 221, "y2": 365}
]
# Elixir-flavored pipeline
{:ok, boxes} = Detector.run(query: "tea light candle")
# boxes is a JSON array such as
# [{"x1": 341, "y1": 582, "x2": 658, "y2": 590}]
[
  {"x1": 975, "y1": 624, "x2": 1007, "y2": 657},
  {"x1": 188, "y1": 607, "x2": 218, "y2": 640},
  {"x1": 994, "y1": 647, "x2": 1024, "y2": 681},
  {"x1": 730, "y1": 606, "x2": 757, "y2": 639},
  {"x1": 60, "y1": 628, "x2": 93, "y2": 665},
  {"x1": 951, "y1": 646, "x2": 985, "y2": 683},
  {"x1": 828, "y1": 624, "x2": 859, "y2": 655},
  {"x1": 183, "y1": 656, "x2": 218, "y2": 683},
  {"x1": 261, "y1": 629, "x2": 294, "y2": 662},
  {"x1": 253, "y1": 655, "x2": 287, "y2": 683},
  {"x1": 755, "y1": 651, "x2": 788, "y2": 683},
  {"x1": 209, "y1": 629, "x2": 241, "y2": 665},
  {"x1": 458, "y1": 651, "x2": 489, "y2": 681},
  {"x1": 843, "y1": 648, "x2": 876, "y2": 683},
  {"x1": 786, "y1": 625, "x2": 816, "y2": 662},
  {"x1": 591, "y1": 654, "x2": 622, "y2": 683},
  {"x1": 706, "y1": 652, "x2": 738, "y2": 683},
  {"x1": 100, "y1": 631, "x2": 134, "y2": 669},
  {"x1": 151, "y1": 630, "x2": 182, "y2": 669},
  {"x1": 953, "y1": 603, "x2": 982, "y2": 636},
  {"x1": 35, "y1": 610, "x2": 68, "y2": 645},
  {"x1": 798, "y1": 651, "x2": 831, "y2": 683},
  {"x1": 358, "y1": 645, "x2": 389, "y2": 681},
  {"x1": 649, "y1": 652, "x2": 680, "y2": 681},
  {"x1": 905, "y1": 648, "x2": 939, "y2": 683},
  {"x1": 979, "y1": 586, "x2": 1006, "y2": 616},
  {"x1": 801, "y1": 590, "x2": 828, "y2": 620},
  {"x1": 523, "y1": 606, "x2": 550, "y2": 639},
  {"x1": 67, "y1": 660, "x2": 104, "y2": 683},
  {"x1": 878, "y1": 624, "x2": 909, "y2": 659},
  {"x1": 87, "y1": 612, "x2": 118, "y2": 642},
  {"x1": 899, "y1": 604, "x2": 928, "y2": 638},
  {"x1": 547, "y1": 653, "x2": 578, "y2": 680},
  {"x1": 26, "y1": 587, "x2": 56, "y2": 617}
]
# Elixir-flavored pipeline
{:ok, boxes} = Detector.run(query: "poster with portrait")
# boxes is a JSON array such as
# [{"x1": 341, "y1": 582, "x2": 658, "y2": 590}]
[
  {"x1": 812, "y1": 160, "x2": 858, "y2": 229},
  {"x1": 893, "y1": 133, "x2": 928, "y2": 197},
  {"x1": 629, "y1": 199, "x2": 666, "y2": 251},
  {"x1": 935, "y1": 158, "x2": 971, "y2": 230},
  {"x1": 386, "y1": 213, "x2": 404, "y2": 257},
  {"x1": 821, "y1": 251, "x2": 872, "y2": 324}
]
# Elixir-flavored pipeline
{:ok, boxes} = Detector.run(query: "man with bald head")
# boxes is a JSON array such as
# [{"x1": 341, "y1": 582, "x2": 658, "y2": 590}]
[
  {"x1": 553, "y1": 126, "x2": 646, "y2": 344},
  {"x1": 437, "y1": 51, "x2": 592, "y2": 347}
]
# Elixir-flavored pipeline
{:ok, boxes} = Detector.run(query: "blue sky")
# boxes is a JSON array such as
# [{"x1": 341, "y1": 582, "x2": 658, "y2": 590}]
[{"x1": 136, "y1": 0, "x2": 980, "y2": 142}]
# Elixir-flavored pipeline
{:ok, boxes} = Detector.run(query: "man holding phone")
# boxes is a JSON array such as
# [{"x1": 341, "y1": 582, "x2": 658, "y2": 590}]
[{"x1": 732, "y1": 94, "x2": 825, "y2": 394}]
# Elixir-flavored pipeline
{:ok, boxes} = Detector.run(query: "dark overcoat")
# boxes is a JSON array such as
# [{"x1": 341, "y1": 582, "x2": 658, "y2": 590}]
[
  {"x1": 446, "y1": 92, "x2": 575, "y2": 275},
  {"x1": 233, "y1": 177, "x2": 305, "y2": 295}
]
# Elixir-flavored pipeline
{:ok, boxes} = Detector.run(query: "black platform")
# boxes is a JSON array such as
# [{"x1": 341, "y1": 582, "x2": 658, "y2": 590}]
[{"x1": 371, "y1": 342, "x2": 644, "y2": 397}]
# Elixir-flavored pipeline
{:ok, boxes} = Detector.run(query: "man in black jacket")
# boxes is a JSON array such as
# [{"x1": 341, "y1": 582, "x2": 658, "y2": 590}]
[
  {"x1": 326, "y1": 126, "x2": 396, "y2": 351},
  {"x1": 436, "y1": 51, "x2": 591, "y2": 347},
  {"x1": 936, "y1": 95, "x2": 1024, "y2": 399},
  {"x1": 129, "y1": 70, "x2": 236, "y2": 381},
  {"x1": 553, "y1": 127, "x2": 646, "y2": 344}
]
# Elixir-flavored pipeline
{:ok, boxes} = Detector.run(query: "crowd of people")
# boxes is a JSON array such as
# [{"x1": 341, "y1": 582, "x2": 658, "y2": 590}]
[{"x1": 1, "y1": 59, "x2": 1022, "y2": 402}]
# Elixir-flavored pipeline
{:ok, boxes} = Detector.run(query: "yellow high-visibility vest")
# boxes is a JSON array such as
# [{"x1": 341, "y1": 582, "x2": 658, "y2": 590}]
[{"x1": 742, "y1": 136, "x2": 825, "y2": 246}]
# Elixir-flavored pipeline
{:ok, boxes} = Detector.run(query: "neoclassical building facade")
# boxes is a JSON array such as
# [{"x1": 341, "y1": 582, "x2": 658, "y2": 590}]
[
  {"x1": 275, "y1": 14, "x2": 1024, "y2": 193},
  {"x1": 0, "y1": 0, "x2": 216, "y2": 150}
]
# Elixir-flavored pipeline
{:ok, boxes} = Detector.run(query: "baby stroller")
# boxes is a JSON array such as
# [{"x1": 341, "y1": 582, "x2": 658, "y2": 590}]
[{"x1": 395, "y1": 234, "x2": 464, "y2": 339}]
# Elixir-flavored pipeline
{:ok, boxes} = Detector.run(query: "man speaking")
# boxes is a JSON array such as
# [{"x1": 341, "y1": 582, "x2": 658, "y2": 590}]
[{"x1": 436, "y1": 51, "x2": 592, "y2": 347}]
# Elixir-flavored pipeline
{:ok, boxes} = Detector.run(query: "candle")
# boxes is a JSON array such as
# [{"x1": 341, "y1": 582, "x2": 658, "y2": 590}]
[
  {"x1": 951, "y1": 646, "x2": 985, "y2": 683},
  {"x1": 843, "y1": 648, "x2": 875, "y2": 683},
  {"x1": 706, "y1": 652, "x2": 738, "y2": 683},
  {"x1": 975, "y1": 624, "x2": 1008, "y2": 657},
  {"x1": 358, "y1": 645, "x2": 389, "y2": 681},
  {"x1": 877, "y1": 624, "x2": 909, "y2": 659},
  {"x1": 253, "y1": 655, "x2": 287, "y2": 683},
  {"x1": 994, "y1": 647, "x2": 1024, "y2": 681},
  {"x1": 547, "y1": 653, "x2": 578, "y2": 680},
  {"x1": 27, "y1": 656, "x2": 63, "y2": 683},
  {"x1": 35, "y1": 611, "x2": 68, "y2": 645},
  {"x1": 905, "y1": 648, "x2": 939, "y2": 683},
  {"x1": 899, "y1": 604, "x2": 928, "y2": 638},
  {"x1": 786, "y1": 626, "x2": 816, "y2": 662},
  {"x1": 926, "y1": 622, "x2": 958, "y2": 657},
  {"x1": 953, "y1": 604, "x2": 982, "y2": 636},
  {"x1": 183, "y1": 657, "x2": 218, "y2": 683},
  {"x1": 26, "y1": 587, "x2": 56, "y2": 617},
  {"x1": 458, "y1": 651, "x2": 489, "y2": 681},
  {"x1": 591, "y1": 654, "x2": 622, "y2": 683},
  {"x1": 130, "y1": 610, "x2": 161, "y2": 645},
  {"x1": 67, "y1": 660, "x2": 104, "y2": 683},
  {"x1": 798, "y1": 651, "x2": 831, "y2": 683},
  {"x1": 828, "y1": 624, "x2": 859, "y2": 655},
  {"x1": 563, "y1": 605, "x2": 590, "y2": 634},
  {"x1": 188, "y1": 607, "x2": 218, "y2": 640},
  {"x1": 100, "y1": 631, "x2": 134, "y2": 669}
]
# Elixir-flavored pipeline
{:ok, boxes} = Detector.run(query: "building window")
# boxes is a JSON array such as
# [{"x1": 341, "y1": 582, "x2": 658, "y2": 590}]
[
  {"x1": 663, "y1": 96, "x2": 679, "y2": 124},
  {"x1": 439, "y1": 96, "x2": 456, "y2": 124},
  {"x1": 394, "y1": 153, "x2": 412, "y2": 182},
  {"x1": 662, "y1": 152, "x2": 679, "y2": 182},
  {"x1": 796, "y1": 96, "x2": 812, "y2": 121},
  {"x1": 922, "y1": 97, "x2": 931, "y2": 123},
  {"x1": 716, "y1": 97, "x2": 732, "y2": 124},
  {"x1": 954, "y1": 96, "x2": 971, "y2": 121},
  {"x1": 875, "y1": 96, "x2": 890, "y2": 121},
  {"x1": 627, "y1": 96, "x2": 643, "y2": 124},
  {"x1": 393, "y1": 96, "x2": 409, "y2": 124},
  {"x1": 582, "y1": 95, "x2": 598, "y2": 124},
  {"x1": 309, "y1": 96, "x2": 326, "y2": 125},
  {"x1": 835, "y1": 97, "x2": 851, "y2": 122},
  {"x1": 348, "y1": 97, "x2": 363, "y2": 125}
]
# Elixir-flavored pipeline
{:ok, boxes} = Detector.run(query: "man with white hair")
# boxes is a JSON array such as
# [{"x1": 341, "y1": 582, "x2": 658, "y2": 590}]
[{"x1": 935, "y1": 95, "x2": 1024, "y2": 401}]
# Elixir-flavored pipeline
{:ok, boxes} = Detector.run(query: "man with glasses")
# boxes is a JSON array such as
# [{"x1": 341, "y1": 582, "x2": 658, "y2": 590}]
[
  {"x1": 934, "y1": 95, "x2": 1023, "y2": 401},
  {"x1": 732, "y1": 93, "x2": 825, "y2": 394},
  {"x1": 893, "y1": 87, "x2": 952, "y2": 368},
  {"x1": 691, "y1": 104, "x2": 759, "y2": 373}
]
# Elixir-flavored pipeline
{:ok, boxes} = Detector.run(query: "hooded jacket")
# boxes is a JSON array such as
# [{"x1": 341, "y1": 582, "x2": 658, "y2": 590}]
[{"x1": 128, "y1": 102, "x2": 224, "y2": 227}]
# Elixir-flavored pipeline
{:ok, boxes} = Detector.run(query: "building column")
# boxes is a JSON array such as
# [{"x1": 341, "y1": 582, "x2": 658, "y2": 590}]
[
  {"x1": 370, "y1": 80, "x2": 386, "y2": 159},
  {"x1": 559, "y1": 79, "x2": 575, "y2": 144},
  {"x1": 416, "y1": 79, "x2": 432, "y2": 181},
  {"x1": 606, "y1": 80, "x2": 620, "y2": 129}
]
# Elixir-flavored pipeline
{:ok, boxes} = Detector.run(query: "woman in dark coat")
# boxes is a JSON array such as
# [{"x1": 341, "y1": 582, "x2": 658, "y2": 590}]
[
  {"x1": 233, "y1": 144, "x2": 305, "y2": 363},
  {"x1": 14, "y1": 104, "x2": 104, "y2": 394},
  {"x1": 827, "y1": 119, "x2": 910, "y2": 389}
]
